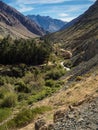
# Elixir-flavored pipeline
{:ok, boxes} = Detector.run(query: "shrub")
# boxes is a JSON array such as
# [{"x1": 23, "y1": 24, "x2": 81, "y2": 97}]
[
  {"x1": 0, "y1": 108, "x2": 12, "y2": 123},
  {"x1": 12, "y1": 67, "x2": 24, "y2": 77},
  {"x1": 1, "y1": 93, "x2": 17, "y2": 108},
  {"x1": 75, "y1": 76, "x2": 83, "y2": 81},
  {"x1": 0, "y1": 87, "x2": 9, "y2": 99},
  {"x1": 14, "y1": 109, "x2": 33, "y2": 127},
  {"x1": 45, "y1": 79, "x2": 55, "y2": 87},
  {"x1": 55, "y1": 83, "x2": 61, "y2": 88},
  {"x1": 0, "y1": 76, "x2": 5, "y2": 86},
  {"x1": 15, "y1": 81, "x2": 30, "y2": 93},
  {"x1": 31, "y1": 106, "x2": 52, "y2": 114},
  {"x1": 28, "y1": 88, "x2": 51, "y2": 104},
  {"x1": 45, "y1": 68, "x2": 65, "y2": 80},
  {"x1": 18, "y1": 93, "x2": 28, "y2": 101}
]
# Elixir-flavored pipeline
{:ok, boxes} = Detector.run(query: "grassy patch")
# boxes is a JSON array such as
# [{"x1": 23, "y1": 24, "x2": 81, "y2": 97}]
[
  {"x1": 0, "y1": 106, "x2": 52, "y2": 129},
  {"x1": 0, "y1": 108, "x2": 12, "y2": 123},
  {"x1": 1, "y1": 93, "x2": 17, "y2": 108}
]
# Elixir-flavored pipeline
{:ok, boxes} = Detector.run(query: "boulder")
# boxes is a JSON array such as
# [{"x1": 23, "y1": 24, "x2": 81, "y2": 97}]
[
  {"x1": 35, "y1": 119, "x2": 46, "y2": 130},
  {"x1": 53, "y1": 109, "x2": 66, "y2": 123}
]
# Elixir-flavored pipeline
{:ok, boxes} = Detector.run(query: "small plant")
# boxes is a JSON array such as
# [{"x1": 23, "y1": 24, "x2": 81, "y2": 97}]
[
  {"x1": 45, "y1": 68, "x2": 65, "y2": 80},
  {"x1": 0, "y1": 108, "x2": 12, "y2": 123},
  {"x1": 1, "y1": 93, "x2": 17, "y2": 108},
  {"x1": 0, "y1": 76, "x2": 5, "y2": 86},
  {"x1": 75, "y1": 76, "x2": 83, "y2": 81},
  {"x1": 45, "y1": 79, "x2": 55, "y2": 87},
  {"x1": 15, "y1": 81, "x2": 30, "y2": 93},
  {"x1": 18, "y1": 93, "x2": 28, "y2": 101}
]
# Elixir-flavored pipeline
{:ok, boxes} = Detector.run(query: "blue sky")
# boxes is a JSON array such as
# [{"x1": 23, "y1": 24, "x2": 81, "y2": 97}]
[{"x1": 3, "y1": 0, "x2": 96, "y2": 21}]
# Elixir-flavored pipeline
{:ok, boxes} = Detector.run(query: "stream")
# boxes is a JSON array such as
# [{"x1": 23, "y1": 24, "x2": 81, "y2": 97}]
[{"x1": 60, "y1": 61, "x2": 70, "y2": 71}]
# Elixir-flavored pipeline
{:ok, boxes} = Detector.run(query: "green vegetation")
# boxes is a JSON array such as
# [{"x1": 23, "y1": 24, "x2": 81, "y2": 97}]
[
  {"x1": 12, "y1": 106, "x2": 51, "y2": 127},
  {"x1": 0, "y1": 106, "x2": 52, "y2": 129},
  {"x1": 0, "y1": 36, "x2": 67, "y2": 129},
  {"x1": 45, "y1": 66, "x2": 65, "y2": 80},
  {"x1": 0, "y1": 108, "x2": 12, "y2": 123},
  {"x1": 1, "y1": 93, "x2": 17, "y2": 108},
  {"x1": 0, "y1": 36, "x2": 51, "y2": 65}
]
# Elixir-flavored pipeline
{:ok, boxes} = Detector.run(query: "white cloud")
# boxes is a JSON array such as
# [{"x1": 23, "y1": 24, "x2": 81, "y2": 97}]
[
  {"x1": 17, "y1": 5, "x2": 34, "y2": 13},
  {"x1": 59, "y1": 17, "x2": 75, "y2": 22},
  {"x1": 15, "y1": 0, "x2": 71, "y2": 4},
  {"x1": 58, "y1": 13, "x2": 69, "y2": 17},
  {"x1": 7, "y1": 0, "x2": 95, "y2": 21}
]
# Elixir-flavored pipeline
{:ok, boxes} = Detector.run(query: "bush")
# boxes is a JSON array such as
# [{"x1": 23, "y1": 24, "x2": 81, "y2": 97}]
[
  {"x1": 45, "y1": 79, "x2": 55, "y2": 87},
  {"x1": 28, "y1": 88, "x2": 52, "y2": 104},
  {"x1": 18, "y1": 93, "x2": 28, "y2": 101},
  {"x1": 12, "y1": 67, "x2": 24, "y2": 77},
  {"x1": 45, "y1": 68, "x2": 65, "y2": 80},
  {"x1": 15, "y1": 81, "x2": 30, "y2": 93},
  {"x1": 0, "y1": 76, "x2": 5, "y2": 86},
  {"x1": 14, "y1": 109, "x2": 33, "y2": 127},
  {"x1": 75, "y1": 76, "x2": 83, "y2": 81},
  {"x1": 0, "y1": 87, "x2": 9, "y2": 99},
  {"x1": 1, "y1": 93, "x2": 17, "y2": 108},
  {"x1": 0, "y1": 108, "x2": 12, "y2": 123}
]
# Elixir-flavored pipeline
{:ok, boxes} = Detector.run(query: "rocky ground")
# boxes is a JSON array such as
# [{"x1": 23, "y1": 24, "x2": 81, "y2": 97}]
[
  {"x1": 34, "y1": 96, "x2": 98, "y2": 130},
  {"x1": 52, "y1": 96, "x2": 98, "y2": 130}
]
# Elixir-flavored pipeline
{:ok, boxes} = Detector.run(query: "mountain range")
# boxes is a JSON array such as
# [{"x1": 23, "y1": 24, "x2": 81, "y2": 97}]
[
  {"x1": 0, "y1": 1, "x2": 45, "y2": 39},
  {"x1": 27, "y1": 15, "x2": 67, "y2": 33}
]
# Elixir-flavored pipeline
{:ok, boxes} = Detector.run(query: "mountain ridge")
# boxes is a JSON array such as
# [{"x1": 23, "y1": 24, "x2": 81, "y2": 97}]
[
  {"x1": 0, "y1": 1, "x2": 45, "y2": 38},
  {"x1": 27, "y1": 15, "x2": 67, "y2": 33}
]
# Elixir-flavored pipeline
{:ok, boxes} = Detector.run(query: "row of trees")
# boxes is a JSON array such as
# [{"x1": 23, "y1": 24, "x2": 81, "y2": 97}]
[{"x1": 0, "y1": 36, "x2": 52, "y2": 65}]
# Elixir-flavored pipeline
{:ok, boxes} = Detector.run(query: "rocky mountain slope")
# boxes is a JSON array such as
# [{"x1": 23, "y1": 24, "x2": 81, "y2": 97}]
[
  {"x1": 27, "y1": 15, "x2": 66, "y2": 33},
  {"x1": 48, "y1": 0, "x2": 98, "y2": 70},
  {"x1": 0, "y1": 1, "x2": 45, "y2": 39},
  {"x1": 60, "y1": 15, "x2": 82, "y2": 30}
]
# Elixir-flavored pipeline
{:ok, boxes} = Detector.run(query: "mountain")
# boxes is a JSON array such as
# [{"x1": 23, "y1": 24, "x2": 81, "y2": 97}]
[
  {"x1": 0, "y1": 1, "x2": 45, "y2": 39},
  {"x1": 27, "y1": 15, "x2": 67, "y2": 33},
  {"x1": 48, "y1": 0, "x2": 98, "y2": 72}
]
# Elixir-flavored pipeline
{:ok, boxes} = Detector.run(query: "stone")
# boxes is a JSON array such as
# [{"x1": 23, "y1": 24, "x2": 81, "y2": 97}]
[
  {"x1": 35, "y1": 119, "x2": 46, "y2": 130},
  {"x1": 48, "y1": 124, "x2": 54, "y2": 130},
  {"x1": 53, "y1": 110, "x2": 65, "y2": 123},
  {"x1": 40, "y1": 125, "x2": 48, "y2": 130},
  {"x1": 77, "y1": 118, "x2": 84, "y2": 123}
]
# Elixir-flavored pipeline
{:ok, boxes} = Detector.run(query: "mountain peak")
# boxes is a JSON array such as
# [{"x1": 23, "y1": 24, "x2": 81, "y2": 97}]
[
  {"x1": 0, "y1": 0, "x2": 5, "y2": 4},
  {"x1": 28, "y1": 15, "x2": 67, "y2": 33}
]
